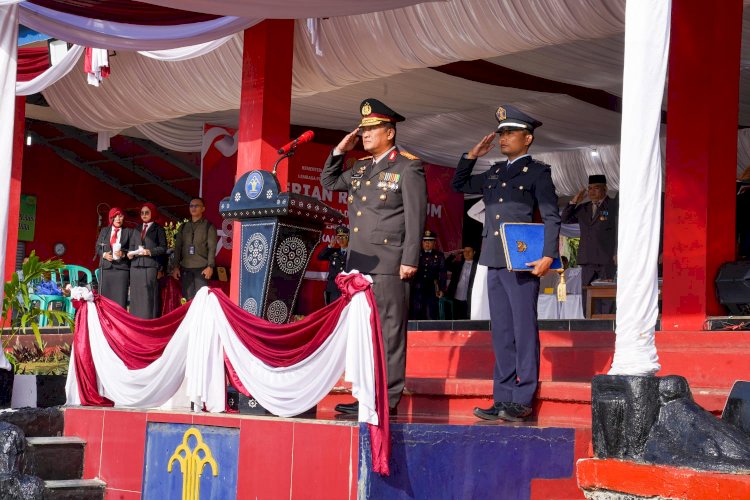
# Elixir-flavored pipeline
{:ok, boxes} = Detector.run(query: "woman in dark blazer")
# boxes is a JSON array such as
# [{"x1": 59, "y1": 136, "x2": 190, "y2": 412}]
[
  {"x1": 95, "y1": 207, "x2": 131, "y2": 309},
  {"x1": 128, "y1": 202, "x2": 167, "y2": 319}
]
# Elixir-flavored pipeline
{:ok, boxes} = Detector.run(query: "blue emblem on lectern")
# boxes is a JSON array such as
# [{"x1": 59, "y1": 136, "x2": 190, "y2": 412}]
[{"x1": 245, "y1": 171, "x2": 264, "y2": 200}]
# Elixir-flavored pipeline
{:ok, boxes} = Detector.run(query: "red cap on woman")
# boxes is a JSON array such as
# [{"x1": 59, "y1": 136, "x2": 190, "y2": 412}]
[{"x1": 108, "y1": 207, "x2": 123, "y2": 223}]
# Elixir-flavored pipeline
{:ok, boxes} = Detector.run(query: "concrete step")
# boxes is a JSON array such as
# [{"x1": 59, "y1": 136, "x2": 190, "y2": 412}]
[
  {"x1": 24, "y1": 436, "x2": 85, "y2": 480},
  {"x1": 541, "y1": 346, "x2": 750, "y2": 387},
  {"x1": 406, "y1": 330, "x2": 750, "y2": 388},
  {"x1": 43, "y1": 479, "x2": 105, "y2": 500},
  {"x1": 321, "y1": 378, "x2": 729, "y2": 424}
]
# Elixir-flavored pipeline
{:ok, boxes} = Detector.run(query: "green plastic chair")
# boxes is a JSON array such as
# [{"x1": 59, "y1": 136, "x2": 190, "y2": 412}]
[
  {"x1": 438, "y1": 297, "x2": 454, "y2": 321},
  {"x1": 61, "y1": 265, "x2": 93, "y2": 287},
  {"x1": 29, "y1": 293, "x2": 70, "y2": 327}
]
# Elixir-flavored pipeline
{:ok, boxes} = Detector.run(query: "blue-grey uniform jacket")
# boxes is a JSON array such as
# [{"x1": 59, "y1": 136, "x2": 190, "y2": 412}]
[
  {"x1": 452, "y1": 154, "x2": 561, "y2": 268},
  {"x1": 321, "y1": 148, "x2": 427, "y2": 275}
]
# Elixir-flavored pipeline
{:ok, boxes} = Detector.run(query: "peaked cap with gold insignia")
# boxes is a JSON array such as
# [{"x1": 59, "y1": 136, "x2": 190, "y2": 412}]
[{"x1": 359, "y1": 98, "x2": 406, "y2": 128}]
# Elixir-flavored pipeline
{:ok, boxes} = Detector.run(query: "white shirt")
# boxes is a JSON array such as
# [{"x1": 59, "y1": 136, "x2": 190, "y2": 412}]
[
  {"x1": 454, "y1": 260, "x2": 474, "y2": 301},
  {"x1": 506, "y1": 154, "x2": 530, "y2": 166}
]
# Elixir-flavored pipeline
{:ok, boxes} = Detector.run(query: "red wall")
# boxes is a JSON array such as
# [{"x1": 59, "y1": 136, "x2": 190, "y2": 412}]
[{"x1": 21, "y1": 145, "x2": 146, "y2": 268}]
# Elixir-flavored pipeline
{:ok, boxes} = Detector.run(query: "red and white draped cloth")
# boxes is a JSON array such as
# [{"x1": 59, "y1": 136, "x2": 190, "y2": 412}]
[{"x1": 65, "y1": 272, "x2": 391, "y2": 475}]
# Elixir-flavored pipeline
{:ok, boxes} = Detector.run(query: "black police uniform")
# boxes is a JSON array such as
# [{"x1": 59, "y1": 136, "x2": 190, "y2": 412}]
[
  {"x1": 452, "y1": 105, "x2": 560, "y2": 416},
  {"x1": 321, "y1": 99, "x2": 427, "y2": 410},
  {"x1": 411, "y1": 231, "x2": 447, "y2": 320},
  {"x1": 317, "y1": 227, "x2": 349, "y2": 304}
]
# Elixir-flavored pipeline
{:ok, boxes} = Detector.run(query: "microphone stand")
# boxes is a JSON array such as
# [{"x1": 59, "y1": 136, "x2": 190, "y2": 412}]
[
  {"x1": 272, "y1": 149, "x2": 295, "y2": 177},
  {"x1": 97, "y1": 242, "x2": 106, "y2": 296}
]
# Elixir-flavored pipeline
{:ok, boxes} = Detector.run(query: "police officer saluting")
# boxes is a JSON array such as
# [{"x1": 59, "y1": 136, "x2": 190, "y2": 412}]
[
  {"x1": 317, "y1": 225, "x2": 350, "y2": 304},
  {"x1": 321, "y1": 98, "x2": 427, "y2": 415},
  {"x1": 452, "y1": 105, "x2": 560, "y2": 422}
]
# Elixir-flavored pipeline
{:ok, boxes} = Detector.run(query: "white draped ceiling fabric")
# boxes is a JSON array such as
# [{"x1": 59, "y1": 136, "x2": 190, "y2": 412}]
[{"x1": 608, "y1": 0, "x2": 669, "y2": 376}]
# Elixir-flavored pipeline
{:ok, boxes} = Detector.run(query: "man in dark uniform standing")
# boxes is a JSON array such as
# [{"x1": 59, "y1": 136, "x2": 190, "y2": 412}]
[
  {"x1": 452, "y1": 105, "x2": 560, "y2": 422},
  {"x1": 411, "y1": 230, "x2": 447, "y2": 320},
  {"x1": 321, "y1": 98, "x2": 427, "y2": 415},
  {"x1": 317, "y1": 225, "x2": 350, "y2": 304},
  {"x1": 562, "y1": 175, "x2": 618, "y2": 314}
]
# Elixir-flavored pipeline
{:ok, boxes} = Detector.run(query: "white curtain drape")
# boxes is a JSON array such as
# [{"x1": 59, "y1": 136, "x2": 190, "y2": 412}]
[
  {"x1": 609, "y1": 0, "x2": 668, "y2": 376},
  {"x1": 19, "y1": 2, "x2": 259, "y2": 51},
  {"x1": 0, "y1": 2, "x2": 19, "y2": 315},
  {"x1": 16, "y1": 44, "x2": 83, "y2": 95},
  {"x1": 137, "y1": 34, "x2": 235, "y2": 61},
  {"x1": 135, "y1": 0, "x2": 426, "y2": 18}
]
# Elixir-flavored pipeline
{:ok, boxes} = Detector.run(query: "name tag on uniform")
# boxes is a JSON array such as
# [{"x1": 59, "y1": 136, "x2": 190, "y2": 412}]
[
  {"x1": 351, "y1": 165, "x2": 367, "y2": 179},
  {"x1": 488, "y1": 175, "x2": 499, "y2": 180},
  {"x1": 188, "y1": 245, "x2": 196, "y2": 255}
]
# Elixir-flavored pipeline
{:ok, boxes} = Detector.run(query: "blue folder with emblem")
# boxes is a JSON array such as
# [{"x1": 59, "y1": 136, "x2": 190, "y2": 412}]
[{"x1": 500, "y1": 223, "x2": 563, "y2": 272}]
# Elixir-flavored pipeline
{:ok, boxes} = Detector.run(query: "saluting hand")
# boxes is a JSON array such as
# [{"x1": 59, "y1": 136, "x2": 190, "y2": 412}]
[
  {"x1": 571, "y1": 188, "x2": 586, "y2": 204},
  {"x1": 335, "y1": 128, "x2": 360, "y2": 153},
  {"x1": 466, "y1": 133, "x2": 496, "y2": 159}
]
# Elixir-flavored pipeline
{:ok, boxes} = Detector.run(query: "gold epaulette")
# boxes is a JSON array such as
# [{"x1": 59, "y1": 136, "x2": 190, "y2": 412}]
[{"x1": 399, "y1": 150, "x2": 419, "y2": 160}]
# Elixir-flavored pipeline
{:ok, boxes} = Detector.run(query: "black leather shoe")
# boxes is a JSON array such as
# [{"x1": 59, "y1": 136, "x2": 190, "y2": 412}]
[
  {"x1": 473, "y1": 402, "x2": 507, "y2": 421},
  {"x1": 334, "y1": 401, "x2": 359, "y2": 414},
  {"x1": 497, "y1": 403, "x2": 533, "y2": 422}
]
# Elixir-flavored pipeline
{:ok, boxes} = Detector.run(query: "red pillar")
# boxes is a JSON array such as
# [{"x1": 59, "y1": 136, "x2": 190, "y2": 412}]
[
  {"x1": 4, "y1": 97, "x2": 25, "y2": 283},
  {"x1": 662, "y1": 0, "x2": 742, "y2": 330},
  {"x1": 230, "y1": 20, "x2": 294, "y2": 302}
]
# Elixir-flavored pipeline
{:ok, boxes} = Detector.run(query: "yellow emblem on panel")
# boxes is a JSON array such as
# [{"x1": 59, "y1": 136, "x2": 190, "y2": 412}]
[
  {"x1": 516, "y1": 240, "x2": 527, "y2": 253},
  {"x1": 361, "y1": 102, "x2": 372, "y2": 116},
  {"x1": 168, "y1": 427, "x2": 219, "y2": 500},
  {"x1": 496, "y1": 106, "x2": 506, "y2": 121}
]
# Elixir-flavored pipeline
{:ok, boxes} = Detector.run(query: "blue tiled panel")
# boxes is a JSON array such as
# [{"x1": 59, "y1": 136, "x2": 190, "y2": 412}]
[
  {"x1": 359, "y1": 423, "x2": 575, "y2": 500},
  {"x1": 142, "y1": 423, "x2": 240, "y2": 500}
]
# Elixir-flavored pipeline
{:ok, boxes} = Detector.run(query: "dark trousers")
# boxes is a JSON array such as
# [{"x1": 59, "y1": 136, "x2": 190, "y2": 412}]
[
  {"x1": 130, "y1": 267, "x2": 159, "y2": 319},
  {"x1": 181, "y1": 267, "x2": 208, "y2": 301},
  {"x1": 411, "y1": 285, "x2": 439, "y2": 320},
  {"x1": 452, "y1": 299, "x2": 468, "y2": 320},
  {"x1": 100, "y1": 267, "x2": 129, "y2": 310},
  {"x1": 371, "y1": 274, "x2": 410, "y2": 409},
  {"x1": 581, "y1": 263, "x2": 616, "y2": 315},
  {"x1": 487, "y1": 268, "x2": 540, "y2": 406}
]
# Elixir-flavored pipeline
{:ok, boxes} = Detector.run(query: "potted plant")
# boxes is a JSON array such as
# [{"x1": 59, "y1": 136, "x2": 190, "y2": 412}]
[
  {"x1": 10, "y1": 342, "x2": 70, "y2": 408},
  {"x1": 1, "y1": 252, "x2": 74, "y2": 408}
]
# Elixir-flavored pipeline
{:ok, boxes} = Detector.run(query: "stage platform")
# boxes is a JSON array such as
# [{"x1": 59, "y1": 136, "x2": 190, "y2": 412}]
[{"x1": 59, "y1": 326, "x2": 750, "y2": 499}]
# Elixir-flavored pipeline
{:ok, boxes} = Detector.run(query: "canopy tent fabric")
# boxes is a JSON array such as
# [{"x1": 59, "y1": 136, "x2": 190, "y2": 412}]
[{"x1": 27, "y1": 2, "x2": 750, "y2": 187}]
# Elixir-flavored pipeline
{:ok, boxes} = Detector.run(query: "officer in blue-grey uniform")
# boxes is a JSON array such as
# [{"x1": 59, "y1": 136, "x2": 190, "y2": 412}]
[
  {"x1": 411, "y1": 230, "x2": 447, "y2": 320},
  {"x1": 452, "y1": 104, "x2": 560, "y2": 422},
  {"x1": 317, "y1": 225, "x2": 350, "y2": 304},
  {"x1": 321, "y1": 98, "x2": 427, "y2": 415}
]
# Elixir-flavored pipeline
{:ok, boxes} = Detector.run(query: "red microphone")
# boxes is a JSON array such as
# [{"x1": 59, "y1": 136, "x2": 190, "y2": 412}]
[{"x1": 277, "y1": 130, "x2": 315, "y2": 155}]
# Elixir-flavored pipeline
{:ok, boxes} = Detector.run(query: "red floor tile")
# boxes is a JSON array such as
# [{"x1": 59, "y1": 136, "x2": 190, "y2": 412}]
[
  {"x1": 291, "y1": 422, "x2": 354, "y2": 500},
  {"x1": 237, "y1": 418, "x2": 294, "y2": 499},
  {"x1": 100, "y1": 410, "x2": 148, "y2": 492},
  {"x1": 64, "y1": 407, "x2": 105, "y2": 479}
]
